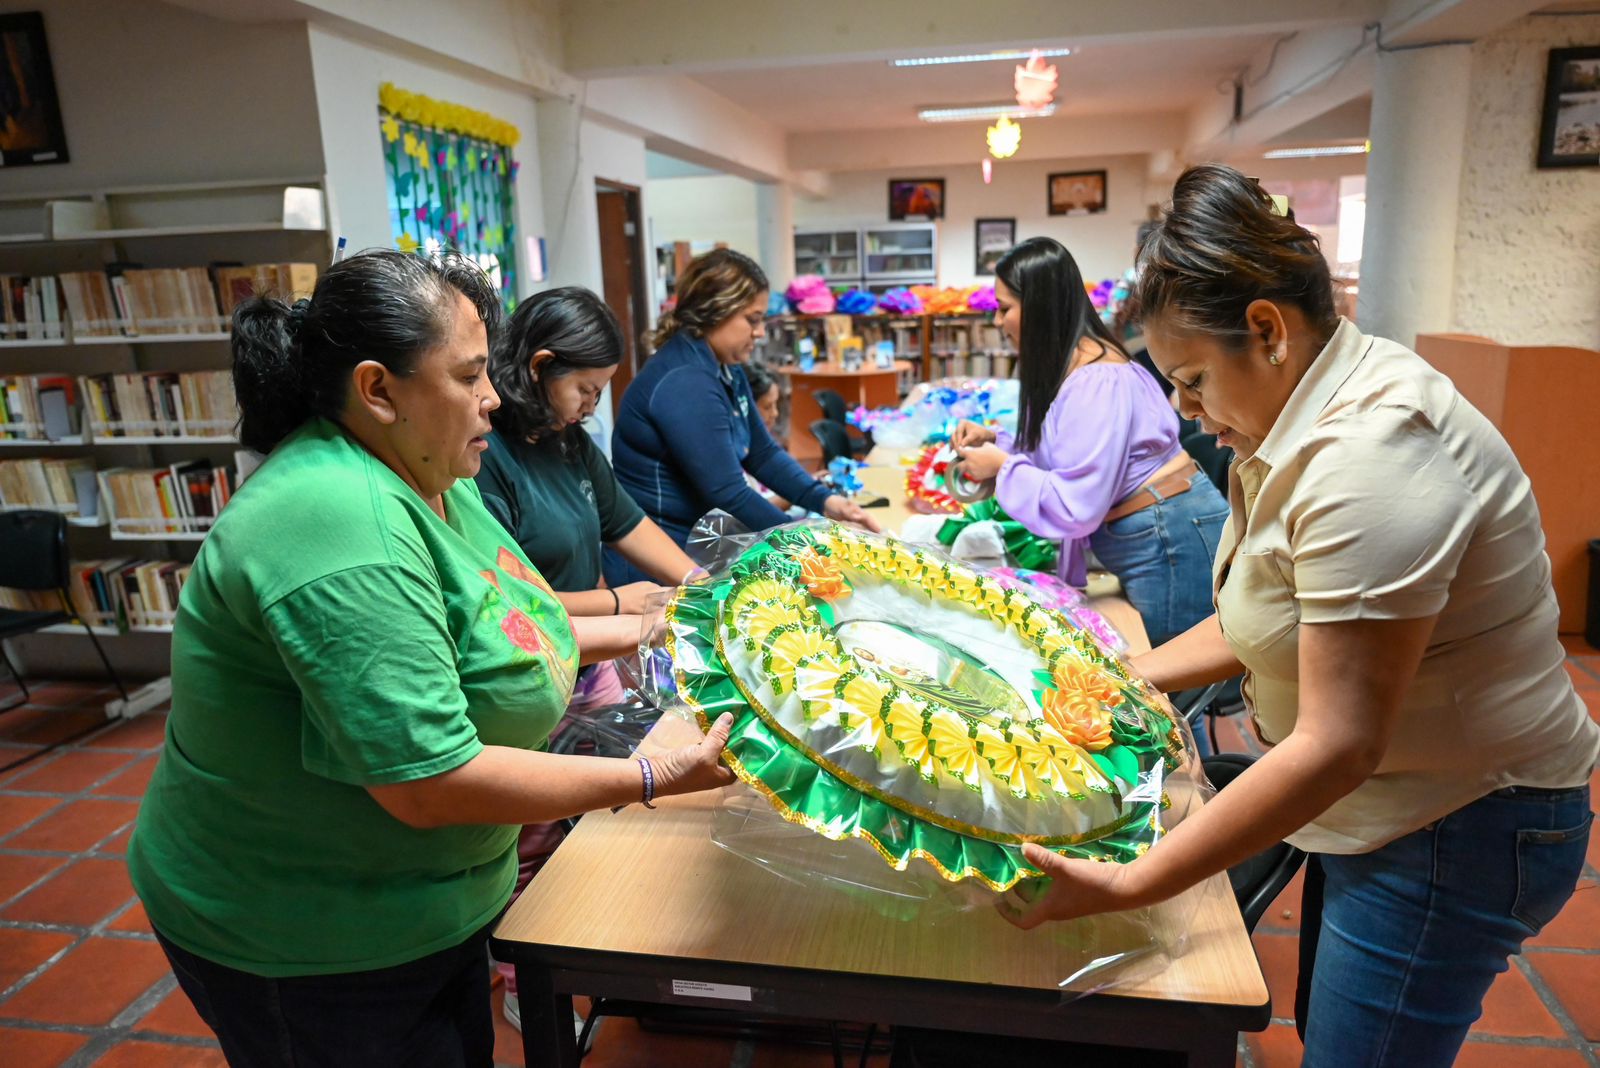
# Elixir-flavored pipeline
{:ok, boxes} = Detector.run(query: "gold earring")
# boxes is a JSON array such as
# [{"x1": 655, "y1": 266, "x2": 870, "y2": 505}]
[{"x1": 1269, "y1": 347, "x2": 1284, "y2": 366}]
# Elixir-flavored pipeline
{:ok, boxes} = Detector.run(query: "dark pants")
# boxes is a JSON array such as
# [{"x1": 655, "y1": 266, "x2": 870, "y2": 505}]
[{"x1": 155, "y1": 921, "x2": 498, "y2": 1068}]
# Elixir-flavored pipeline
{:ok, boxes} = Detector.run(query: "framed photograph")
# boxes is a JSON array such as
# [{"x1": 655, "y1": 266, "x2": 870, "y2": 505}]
[
  {"x1": 0, "y1": 12, "x2": 69, "y2": 167},
  {"x1": 888, "y1": 178, "x2": 945, "y2": 221},
  {"x1": 1538, "y1": 45, "x2": 1600, "y2": 168},
  {"x1": 974, "y1": 217, "x2": 1015, "y2": 276},
  {"x1": 1048, "y1": 170, "x2": 1107, "y2": 216}
]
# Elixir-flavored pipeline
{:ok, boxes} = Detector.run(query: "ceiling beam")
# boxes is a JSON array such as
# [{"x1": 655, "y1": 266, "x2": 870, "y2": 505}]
[{"x1": 558, "y1": 0, "x2": 1384, "y2": 77}]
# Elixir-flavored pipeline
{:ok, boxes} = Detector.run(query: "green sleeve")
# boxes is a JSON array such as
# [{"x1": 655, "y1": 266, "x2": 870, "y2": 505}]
[
  {"x1": 581, "y1": 433, "x2": 646, "y2": 544},
  {"x1": 263, "y1": 563, "x2": 482, "y2": 786}
]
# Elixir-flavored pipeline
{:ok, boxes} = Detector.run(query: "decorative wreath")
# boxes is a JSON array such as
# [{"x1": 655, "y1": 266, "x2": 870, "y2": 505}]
[
  {"x1": 665, "y1": 523, "x2": 1187, "y2": 891},
  {"x1": 904, "y1": 443, "x2": 962, "y2": 515}
]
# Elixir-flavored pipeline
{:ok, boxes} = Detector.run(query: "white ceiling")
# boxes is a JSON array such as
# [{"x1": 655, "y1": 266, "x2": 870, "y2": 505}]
[{"x1": 691, "y1": 32, "x2": 1283, "y2": 133}]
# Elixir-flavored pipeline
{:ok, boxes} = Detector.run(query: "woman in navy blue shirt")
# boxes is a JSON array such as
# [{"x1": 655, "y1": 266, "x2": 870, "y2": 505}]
[{"x1": 609, "y1": 250, "x2": 877, "y2": 583}]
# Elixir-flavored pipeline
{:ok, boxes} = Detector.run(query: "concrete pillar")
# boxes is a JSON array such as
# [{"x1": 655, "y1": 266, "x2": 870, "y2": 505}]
[
  {"x1": 755, "y1": 181, "x2": 795, "y2": 293},
  {"x1": 1357, "y1": 44, "x2": 1474, "y2": 348},
  {"x1": 535, "y1": 95, "x2": 601, "y2": 292}
]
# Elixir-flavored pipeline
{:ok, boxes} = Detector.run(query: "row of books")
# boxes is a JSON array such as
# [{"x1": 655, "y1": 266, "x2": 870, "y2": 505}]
[
  {"x1": 99, "y1": 458, "x2": 247, "y2": 535},
  {"x1": 7, "y1": 262, "x2": 318, "y2": 341},
  {"x1": 1, "y1": 275, "x2": 67, "y2": 341},
  {"x1": 0, "y1": 375, "x2": 81, "y2": 440},
  {"x1": 0, "y1": 558, "x2": 190, "y2": 632},
  {"x1": 0, "y1": 457, "x2": 99, "y2": 518},
  {"x1": 79, "y1": 370, "x2": 237, "y2": 440}
]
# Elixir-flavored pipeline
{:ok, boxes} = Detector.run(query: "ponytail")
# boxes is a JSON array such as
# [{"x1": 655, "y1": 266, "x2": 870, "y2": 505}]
[{"x1": 229, "y1": 248, "x2": 502, "y2": 452}]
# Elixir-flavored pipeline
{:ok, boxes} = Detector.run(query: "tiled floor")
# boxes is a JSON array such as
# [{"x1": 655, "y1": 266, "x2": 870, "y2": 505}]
[{"x1": 1, "y1": 641, "x2": 1598, "y2": 1068}]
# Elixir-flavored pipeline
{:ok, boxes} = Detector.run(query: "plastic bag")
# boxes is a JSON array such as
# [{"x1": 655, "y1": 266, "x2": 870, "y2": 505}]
[{"x1": 639, "y1": 516, "x2": 1209, "y2": 998}]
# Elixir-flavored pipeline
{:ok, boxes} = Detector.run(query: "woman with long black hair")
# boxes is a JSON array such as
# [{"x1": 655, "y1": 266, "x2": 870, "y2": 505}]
[{"x1": 951, "y1": 236, "x2": 1227, "y2": 647}]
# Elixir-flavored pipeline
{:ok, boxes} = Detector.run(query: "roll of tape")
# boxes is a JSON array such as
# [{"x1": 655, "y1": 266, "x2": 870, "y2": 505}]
[{"x1": 944, "y1": 458, "x2": 995, "y2": 504}]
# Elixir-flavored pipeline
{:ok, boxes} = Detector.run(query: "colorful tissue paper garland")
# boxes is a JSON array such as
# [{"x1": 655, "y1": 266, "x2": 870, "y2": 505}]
[
  {"x1": 380, "y1": 83, "x2": 520, "y2": 313},
  {"x1": 665, "y1": 523, "x2": 1186, "y2": 890},
  {"x1": 778, "y1": 285, "x2": 1000, "y2": 318}
]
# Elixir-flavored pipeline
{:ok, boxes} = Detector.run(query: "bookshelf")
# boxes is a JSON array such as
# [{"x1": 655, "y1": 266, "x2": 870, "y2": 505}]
[{"x1": 0, "y1": 177, "x2": 330, "y2": 684}]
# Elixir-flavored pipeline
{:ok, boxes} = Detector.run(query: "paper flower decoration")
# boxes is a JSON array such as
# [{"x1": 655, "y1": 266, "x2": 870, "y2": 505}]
[
  {"x1": 1014, "y1": 51, "x2": 1059, "y2": 109},
  {"x1": 379, "y1": 82, "x2": 520, "y2": 146},
  {"x1": 785, "y1": 274, "x2": 836, "y2": 315},
  {"x1": 876, "y1": 288, "x2": 923, "y2": 315},
  {"x1": 835, "y1": 289, "x2": 878, "y2": 315},
  {"x1": 968, "y1": 286, "x2": 998, "y2": 313},
  {"x1": 987, "y1": 116, "x2": 1022, "y2": 160}
]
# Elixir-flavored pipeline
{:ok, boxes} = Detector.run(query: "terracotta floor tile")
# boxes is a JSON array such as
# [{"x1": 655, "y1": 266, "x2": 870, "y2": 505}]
[
  {"x1": 92, "y1": 756, "x2": 158, "y2": 798},
  {"x1": 1531, "y1": 880, "x2": 1600, "y2": 949},
  {"x1": 2, "y1": 856, "x2": 137, "y2": 928},
  {"x1": 1250, "y1": 931, "x2": 1300, "y2": 1020},
  {"x1": 491, "y1": 984, "x2": 526, "y2": 1068},
  {"x1": 0, "y1": 935, "x2": 169, "y2": 1026},
  {"x1": 7, "y1": 750, "x2": 137, "y2": 795},
  {"x1": 750, "y1": 1040, "x2": 891, "y2": 1066},
  {"x1": 1564, "y1": 662, "x2": 1600, "y2": 691},
  {"x1": 108, "y1": 900, "x2": 152, "y2": 934},
  {"x1": 4, "y1": 708, "x2": 109, "y2": 747},
  {"x1": 137, "y1": 987, "x2": 215, "y2": 1039},
  {"x1": 0, "y1": 794, "x2": 63, "y2": 839},
  {"x1": 5, "y1": 799, "x2": 139, "y2": 852},
  {"x1": 97, "y1": 826, "x2": 134, "y2": 856},
  {"x1": 1242, "y1": 1023, "x2": 1303, "y2": 1068},
  {"x1": 584, "y1": 1014, "x2": 739, "y2": 1068},
  {"x1": 1453, "y1": 1041, "x2": 1590, "y2": 1068},
  {"x1": 0, "y1": 926, "x2": 75, "y2": 991},
  {"x1": 1528, "y1": 953, "x2": 1600, "y2": 1042},
  {"x1": 84, "y1": 715, "x2": 168, "y2": 752},
  {"x1": 1474, "y1": 963, "x2": 1565, "y2": 1038},
  {"x1": 0, "y1": 1025, "x2": 88, "y2": 1068},
  {"x1": 23, "y1": 681, "x2": 115, "y2": 708},
  {"x1": 1559, "y1": 635, "x2": 1598, "y2": 656},
  {"x1": 0, "y1": 851, "x2": 68, "y2": 905},
  {"x1": 1256, "y1": 866, "x2": 1306, "y2": 933},
  {"x1": 89, "y1": 1040, "x2": 227, "y2": 1067}
]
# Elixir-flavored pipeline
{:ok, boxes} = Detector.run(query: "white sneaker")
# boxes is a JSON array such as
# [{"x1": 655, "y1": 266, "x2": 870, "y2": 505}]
[{"x1": 502, "y1": 992, "x2": 597, "y2": 1050}]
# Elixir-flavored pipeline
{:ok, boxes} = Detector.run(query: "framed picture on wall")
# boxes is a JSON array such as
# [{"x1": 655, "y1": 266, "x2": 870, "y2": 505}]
[
  {"x1": 974, "y1": 218, "x2": 1016, "y2": 276},
  {"x1": 1047, "y1": 170, "x2": 1107, "y2": 216},
  {"x1": 1538, "y1": 45, "x2": 1600, "y2": 168},
  {"x1": 888, "y1": 178, "x2": 945, "y2": 220},
  {"x1": 0, "y1": 12, "x2": 70, "y2": 167}
]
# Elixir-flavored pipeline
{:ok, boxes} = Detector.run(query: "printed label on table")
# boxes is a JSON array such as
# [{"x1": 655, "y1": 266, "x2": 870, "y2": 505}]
[{"x1": 670, "y1": 979, "x2": 753, "y2": 1002}]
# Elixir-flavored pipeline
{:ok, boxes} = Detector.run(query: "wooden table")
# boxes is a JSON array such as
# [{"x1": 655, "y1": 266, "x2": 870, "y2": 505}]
[
  {"x1": 493, "y1": 565, "x2": 1269, "y2": 1065},
  {"x1": 781, "y1": 360, "x2": 914, "y2": 462}
]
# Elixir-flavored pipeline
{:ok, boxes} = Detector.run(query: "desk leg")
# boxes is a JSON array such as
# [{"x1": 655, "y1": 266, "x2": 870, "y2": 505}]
[
  {"x1": 1186, "y1": 1030, "x2": 1240, "y2": 1068},
  {"x1": 514, "y1": 962, "x2": 578, "y2": 1068}
]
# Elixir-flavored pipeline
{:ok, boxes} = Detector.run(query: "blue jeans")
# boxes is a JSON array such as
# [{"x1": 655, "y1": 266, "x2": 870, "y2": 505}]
[
  {"x1": 1089, "y1": 471, "x2": 1229, "y2": 649},
  {"x1": 1302, "y1": 785, "x2": 1593, "y2": 1067}
]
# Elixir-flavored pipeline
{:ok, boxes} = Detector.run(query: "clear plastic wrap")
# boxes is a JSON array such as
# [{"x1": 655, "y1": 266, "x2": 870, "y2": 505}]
[{"x1": 639, "y1": 516, "x2": 1211, "y2": 997}]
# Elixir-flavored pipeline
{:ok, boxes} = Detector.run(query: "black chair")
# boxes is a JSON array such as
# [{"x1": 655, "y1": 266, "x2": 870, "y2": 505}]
[
  {"x1": 810, "y1": 419, "x2": 857, "y2": 467},
  {"x1": 1181, "y1": 429, "x2": 1233, "y2": 496},
  {"x1": 1203, "y1": 752, "x2": 1308, "y2": 933},
  {"x1": 0, "y1": 510, "x2": 128, "y2": 715},
  {"x1": 812, "y1": 388, "x2": 872, "y2": 457},
  {"x1": 1172, "y1": 680, "x2": 1227, "y2": 753}
]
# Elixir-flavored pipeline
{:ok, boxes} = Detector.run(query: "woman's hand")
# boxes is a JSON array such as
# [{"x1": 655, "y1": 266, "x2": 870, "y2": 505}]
[
  {"x1": 954, "y1": 443, "x2": 1009, "y2": 482},
  {"x1": 823, "y1": 494, "x2": 883, "y2": 532},
  {"x1": 649, "y1": 713, "x2": 738, "y2": 797},
  {"x1": 996, "y1": 843, "x2": 1155, "y2": 930},
  {"x1": 614, "y1": 581, "x2": 672, "y2": 615},
  {"x1": 950, "y1": 419, "x2": 995, "y2": 449}
]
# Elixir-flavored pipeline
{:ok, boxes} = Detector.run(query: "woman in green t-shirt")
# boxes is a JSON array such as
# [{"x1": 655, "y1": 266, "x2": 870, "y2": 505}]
[{"x1": 128, "y1": 249, "x2": 734, "y2": 1068}]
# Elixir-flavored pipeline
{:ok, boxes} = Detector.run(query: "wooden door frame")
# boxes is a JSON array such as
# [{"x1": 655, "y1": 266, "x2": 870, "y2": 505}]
[{"x1": 595, "y1": 179, "x2": 650, "y2": 418}]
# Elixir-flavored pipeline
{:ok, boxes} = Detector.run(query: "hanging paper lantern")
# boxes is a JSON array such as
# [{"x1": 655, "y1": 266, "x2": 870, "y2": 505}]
[
  {"x1": 986, "y1": 115, "x2": 1022, "y2": 159},
  {"x1": 663, "y1": 523, "x2": 1190, "y2": 890},
  {"x1": 982, "y1": 157, "x2": 993, "y2": 184},
  {"x1": 1014, "y1": 50, "x2": 1059, "y2": 109}
]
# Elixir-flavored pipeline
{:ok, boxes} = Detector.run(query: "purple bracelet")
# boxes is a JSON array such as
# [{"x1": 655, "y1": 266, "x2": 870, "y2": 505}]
[{"x1": 638, "y1": 757, "x2": 657, "y2": 809}]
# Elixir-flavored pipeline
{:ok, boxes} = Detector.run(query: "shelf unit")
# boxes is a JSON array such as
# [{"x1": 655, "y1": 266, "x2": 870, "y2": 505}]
[
  {"x1": 759, "y1": 311, "x2": 1010, "y2": 384},
  {"x1": 862, "y1": 223, "x2": 937, "y2": 290},
  {"x1": 0, "y1": 177, "x2": 330, "y2": 671},
  {"x1": 793, "y1": 229, "x2": 862, "y2": 287}
]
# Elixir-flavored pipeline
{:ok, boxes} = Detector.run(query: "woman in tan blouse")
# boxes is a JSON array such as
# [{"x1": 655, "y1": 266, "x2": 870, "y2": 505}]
[{"x1": 1004, "y1": 164, "x2": 1598, "y2": 1068}]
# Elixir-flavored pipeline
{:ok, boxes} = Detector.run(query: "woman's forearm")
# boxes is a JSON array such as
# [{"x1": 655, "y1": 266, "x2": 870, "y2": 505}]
[
  {"x1": 569, "y1": 614, "x2": 644, "y2": 665},
  {"x1": 370, "y1": 745, "x2": 648, "y2": 828},
  {"x1": 1130, "y1": 614, "x2": 1243, "y2": 691},
  {"x1": 612, "y1": 519, "x2": 700, "y2": 585},
  {"x1": 557, "y1": 589, "x2": 622, "y2": 617}
]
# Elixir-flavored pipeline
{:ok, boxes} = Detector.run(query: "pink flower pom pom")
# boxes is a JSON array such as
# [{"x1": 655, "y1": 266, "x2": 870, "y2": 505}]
[{"x1": 785, "y1": 274, "x2": 835, "y2": 314}]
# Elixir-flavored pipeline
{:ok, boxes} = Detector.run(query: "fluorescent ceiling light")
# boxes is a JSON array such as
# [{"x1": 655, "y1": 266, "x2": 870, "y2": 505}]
[
  {"x1": 893, "y1": 48, "x2": 1071, "y2": 67},
  {"x1": 918, "y1": 103, "x2": 1056, "y2": 123},
  {"x1": 1262, "y1": 144, "x2": 1370, "y2": 159}
]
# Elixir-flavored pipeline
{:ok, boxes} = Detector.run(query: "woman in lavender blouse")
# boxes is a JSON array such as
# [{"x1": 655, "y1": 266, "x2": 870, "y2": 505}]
[{"x1": 953, "y1": 237, "x2": 1228, "y2": 648}]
